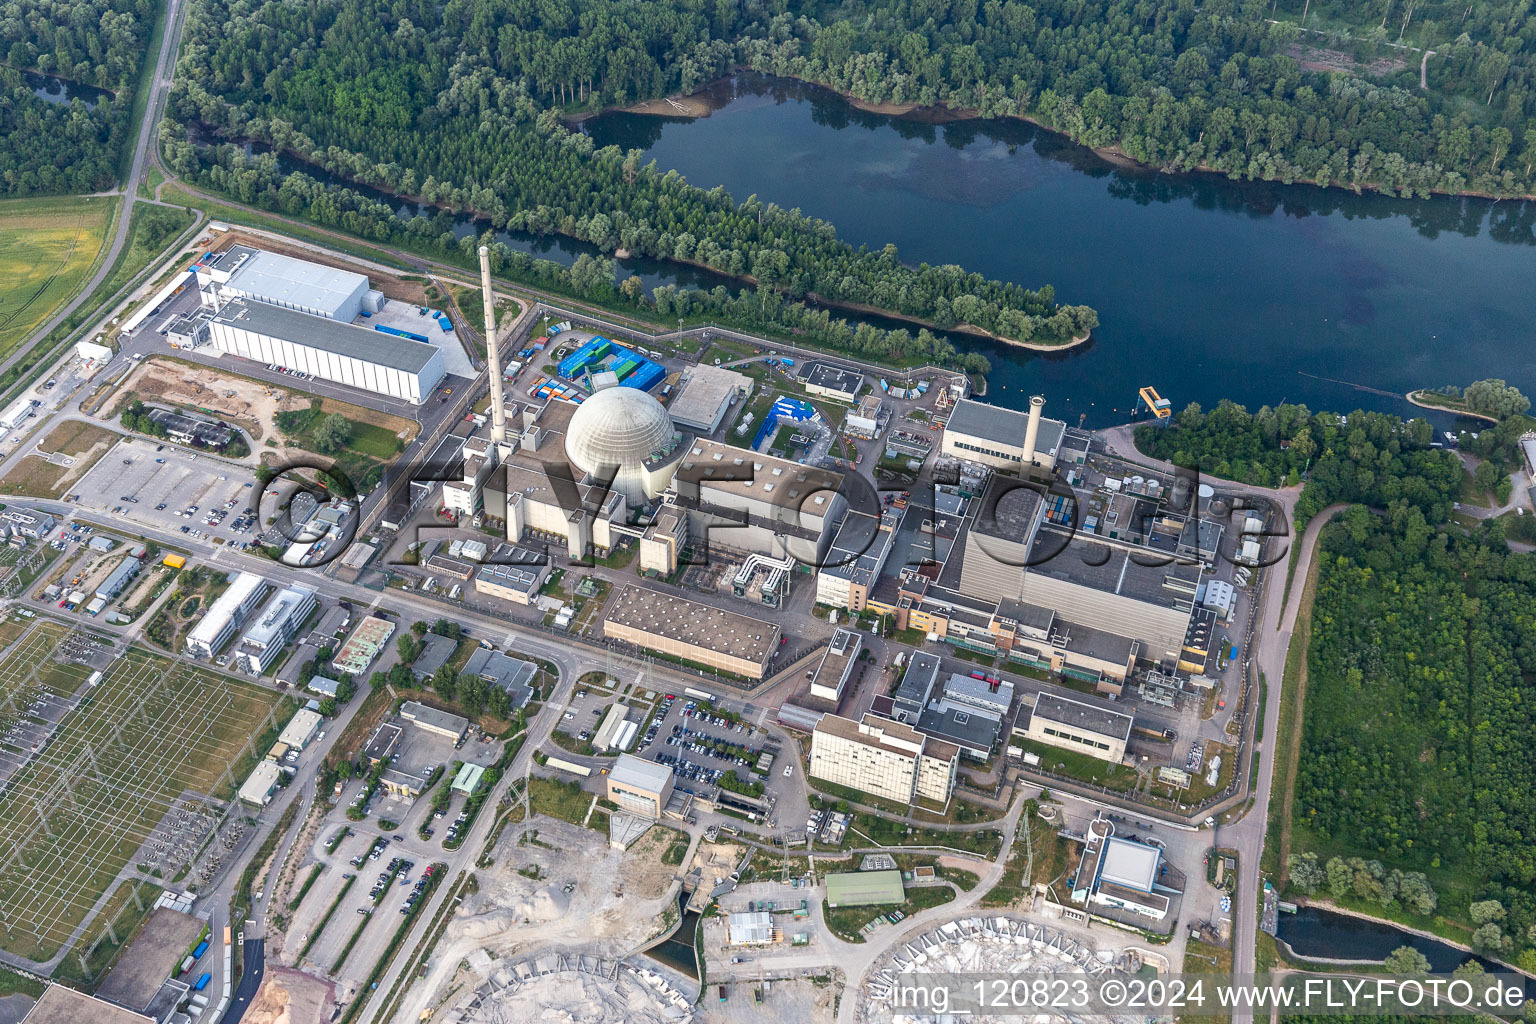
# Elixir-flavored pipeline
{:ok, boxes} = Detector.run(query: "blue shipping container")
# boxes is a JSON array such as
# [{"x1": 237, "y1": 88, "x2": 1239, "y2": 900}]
[
  {"x1": 192, "y1": 939, "x2": 209, "y2": 958},
  {"x1": 194, "y1": 973, "x2": 211, "y2": 991}
]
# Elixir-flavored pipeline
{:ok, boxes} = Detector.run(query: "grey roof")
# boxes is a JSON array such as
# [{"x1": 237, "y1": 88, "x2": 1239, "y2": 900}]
[
  {"x1": 918, "y1": 699, "x2": 1004, "y2": 756},
  {"x1": 818, "y1": 510, "x2": 892, "y2": 584},
  {"x1": 411, "y1": 633, "x2": 457, "y2": 679},
  {"x1": 894, "y1": 651, "x2": 942, "y2": 710},
  {"x1": 943, "y1": 672, "x2": 1015, "y2": 716},
  {"x1": 945, "y1": 398, "x2": 1066, "y2": 455},
  {"x1": 400, "y1": 700, "x2": 468, "y2": 736},
  {"x1": 669, "y1": 364, "x2": 749, "y2": 430},
  {"x1": 1029, "y1": 691, "x2": 1133, "y2": 741},
  {"x1": 1026, "y1": 527, "x2": 1201, "y2": 608},
  {"x1": 972, "y1": 475, "x2": 1044, "y2": 542},
  {"x1": 219, "y1": 244, "x2": 368, "y2": 318},
  {"x1": 609, "y1": 753, "x2": 673, "y2": 794},
  {"x1": 240, "y1": 584, "x2": 315, "y2": 645},
  {"x1": 462, "y1": 648, "x2": 536, "y2": 708},
  {"x1": 213, "y1": 299, "x2": 439, "y2": 373}
]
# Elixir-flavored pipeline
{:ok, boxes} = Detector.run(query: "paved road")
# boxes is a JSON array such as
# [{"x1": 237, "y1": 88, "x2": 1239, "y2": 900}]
[
  {"x1": 0, "y1": 0, "x2": 191, "y2": 384},
  {"x1": 221, "y1": 937, "x2": 264, "y2": 1024}
]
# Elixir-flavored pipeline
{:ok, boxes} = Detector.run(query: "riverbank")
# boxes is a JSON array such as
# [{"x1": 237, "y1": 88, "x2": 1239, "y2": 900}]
[
  {"x1": 1405, "y1": 390, "x2": 1500, "y2": 423},
  {"x1": 1294, "y1": 900, "x2": 1536, "y2": 980},
  {"x1": 606, "y1": 69, "x2": 1536, "y2": 203}
]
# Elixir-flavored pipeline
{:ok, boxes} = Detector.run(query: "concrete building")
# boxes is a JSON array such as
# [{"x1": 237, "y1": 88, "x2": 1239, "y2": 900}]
[
  {"x1": 668, "y1": 439, "x2": 846, "y2": 566},
  {"x1": 941, "y1": 396, "x2": 1066, "y2": 473},
  {"x1": 807, "y1": 629, "x2": 861, "y2": 703},
  {"x1": 451, "y1": 761, "x2": 486, "y2": 795},
  {"x1": 205, "y1": 299, "x2": 445, "y2": 404},
  {"x1": 1070, "y1": 818, "x2": 1172, "y2": 921},
  {"x1": 603, "y1": 584, "x2": 780, "y2": 679},
  {"x1": 824, "y1": 870, "x2": 904, "y2": 907},
  {"x1": 810, "y1": 712, "x2": 957, "y2": 805},
  {"x1": 234, "y1": 583, "x2": 317, "y2": 674},
  {"x1": 638, "y1": 506, "x2": 688, "y2": 576},
  {"x1": 197, "y1": 243, "x2": 374, "y2": 321},
  {"x1": 23, "y1": 984, "x2": 156, "y2": 1024},
  {"x1": 1015, "y1": 692, "x2": 1132, "y2": 763},
  {"x1": 333, "y1": 615, "x2": 395, "y2": 675},
  {"x1": 0, "y1": 506, "x2": 53, "y2": 538},
  {"x1": 814, "y1": 508, "x2": 900, "y2": 612},
  {"x1": 410, "y1": 633, "x2": 457, "y2": 681},
  {"x1": 669, "y1": 364, "x2": 751, "y2": 433},
  {"x1": 801, "y1": 362, "x2": 863, "y2": 402},
  {"x1": 564, "y1": 385, "x2": 688, "y2": 504},
  {"x1": 400, "y1": 700, "x2": 468, "y2": 742},
  {"x1": 278, "y1": 708, "x2": 323, "y2": 750},
  {"x1": 238, "y1": 760, "x2": 283, "y2": 806},
  {"x1": 606, "y1": 754, "x2": 675, "y2": 819},
  {"x1": 593, "y1": 703, "x2": 630, "y2": 751},
  {"x1": 306, "y1": 674, "x2": 342, "y2": 698},
  {"x1": 472, "y1": 548, "x2": 550, "y2": 605}
]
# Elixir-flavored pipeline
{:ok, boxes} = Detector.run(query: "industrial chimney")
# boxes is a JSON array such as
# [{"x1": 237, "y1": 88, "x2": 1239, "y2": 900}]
[
  {"x1": 478, "y1": 245, "x2": 509, "y2": 454},
  {"x1": 1023, "y1": 395, "x2": 1045, "y2": 465}
]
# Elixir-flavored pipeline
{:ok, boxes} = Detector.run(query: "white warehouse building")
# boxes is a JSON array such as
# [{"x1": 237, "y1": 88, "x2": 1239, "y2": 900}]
[
  {"x1": 197, "y1": 244, "x2": 377, "y2": 322},
  {"x1": 207, "y1": 299, "x2": 445, "y2": 404}
]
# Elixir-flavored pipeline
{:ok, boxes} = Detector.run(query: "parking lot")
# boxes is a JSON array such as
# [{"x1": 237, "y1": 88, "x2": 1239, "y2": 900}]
[
  {"x1": 642, "y1": 694, "x2": 790, "y2": 804},
  {"x1": 70, "y1": 440, "x2": 262, "y2": 548},
  {"x1": 295, "y1": 828, "x2": 431, "y2": 979}
]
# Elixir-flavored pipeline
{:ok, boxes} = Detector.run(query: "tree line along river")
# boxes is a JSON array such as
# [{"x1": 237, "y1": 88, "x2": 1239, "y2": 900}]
[{"x1": 583, "y1": 73, "x2": 1536, "y2": 427}]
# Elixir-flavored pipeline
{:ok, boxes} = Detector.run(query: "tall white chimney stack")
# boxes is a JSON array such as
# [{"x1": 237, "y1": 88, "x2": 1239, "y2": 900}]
[
  {"x1": 1023, "y1": 395, "x2": 1045, "y2": 465},
  {"x1": 478, "y1": 245, "x2": 509, "y2": 453}
]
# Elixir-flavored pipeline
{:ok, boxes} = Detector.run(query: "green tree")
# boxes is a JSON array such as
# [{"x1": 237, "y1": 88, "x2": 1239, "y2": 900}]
[{"x1": 313, "y1": 413, "x2": 353, "y2": 454}]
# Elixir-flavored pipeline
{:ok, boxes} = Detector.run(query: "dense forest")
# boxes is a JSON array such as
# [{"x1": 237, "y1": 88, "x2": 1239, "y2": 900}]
[
  {"x1": 0, "y1": 0, "x2": 154, "y2": 195},
  {"x1": 165, "y1": 0, "x2": 1097, "y2": 353},
  {"x1": 1298, "y1": 508, "x2": 1536, "y2": 970},
  {"x1": 1138, "y1": 398, "x2": 1536, "y2": 968}
]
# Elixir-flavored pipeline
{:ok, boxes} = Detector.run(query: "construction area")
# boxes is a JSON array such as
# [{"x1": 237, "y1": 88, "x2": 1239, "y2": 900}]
[
  {"x1": 444, "y1": 955, "x2": 694, "y2": 1024},
  {"x1": 0, "y1": 619, "x2": 288, "y2": 964},
  {"x1": 399, "y1": 818, "x2": 694, "y2": 1024}
]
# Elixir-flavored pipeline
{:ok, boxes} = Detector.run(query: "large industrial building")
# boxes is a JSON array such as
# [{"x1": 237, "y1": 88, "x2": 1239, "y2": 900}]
[
  {"x1": 603, "y1": 584, "x2": 781, "y2": 679},
  {"x1": 206, "y1": 299, "x2": 445, "y2": 403},
  {"x1": 1070, "y1": 817, "x2": 1175, "y2": 921},
  {"x1": 234, "y1": 582, "x2": 317, "y2": 674},
  {"x1": 197, "y1": 244, "x2": 377, "y2": 321},
  {"x1": 177, "y1": 244, "x2": 449, "y2": 403},
  {"x1": 873, "y1": 653, "x2": 1014, "y2": 761},
  {"x1": 186, "y1": 571, "x2": 268, "y2": 659},
  {"x1": 333, "y1": 615, "x2": 395, "y2": 675},
  {"x1": 810, "y1": 712, "x2": 958, "y2": 806},
  {"x1": 941, "y1": 395, "x2": 1066, "y2": 473},
  {"x1": 1015, "y1": 691, "x2": 1133, "y2": 764},
  {"x1": 605, "y1": 754, "x2": 675, "y2": 819}
]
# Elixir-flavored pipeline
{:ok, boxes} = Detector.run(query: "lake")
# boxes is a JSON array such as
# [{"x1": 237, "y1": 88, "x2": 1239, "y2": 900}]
[{"x1": 585, "y1": 74, "x2": 1536, "y2": 427}]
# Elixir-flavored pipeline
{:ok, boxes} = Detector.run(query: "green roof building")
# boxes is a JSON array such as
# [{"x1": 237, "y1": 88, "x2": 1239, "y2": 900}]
[{"x1": 824, "y1": 869, "x2": 905, "y2": 908}]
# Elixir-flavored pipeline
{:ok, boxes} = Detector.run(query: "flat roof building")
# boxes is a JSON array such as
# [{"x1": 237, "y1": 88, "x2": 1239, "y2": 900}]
[
  {"x1": 1015, "y1": 691, "x2": 1133, "y2": 764},
  {"x1": 238, "y1": 760, "x2": 283, "y2": 806},
  {"x1": 603, "y1": 584, "x2": 780, "y2": 679},
  {"x1": 23, "y1": 984, "x2": 156, "y2": 1024},
  {"x1": 473, "y1": 548, "x2": 550, "y2": 605},
  {"x1": 941, "y1": 396, "x2": 1066, "y2": 473},
  {"x1": 727, "y1": 910, "x2": 779, "y2": 945},
  {"x1": 810, "y1": 712, "x2": 957, "y2": 806},
  {"x1": 801, "y1": 362, "x2": 863, "y2": 402},
  {"x1": 808, "y1": 629, "x2": 861, "y2": 704},
  {"x1": 400, "y1": 700, "x2": 468, "y2": 741},
  {"x1": 670, "y1": 364, "x2": 751, "y2": 433},
  {"x1": 1069, "y1": 818, "x2": 1173, "y2": 921},
  {"x1": 333, "y1": 615, "x2": 395, "y2": 675},
  {"x1": 411, "y1": 633, "x2": 457, "y2": 680},
  {"x1": 363, "y1": 721, "x2": 404, "y2": 765},
  {"x1": 0, "y1": 506, "x2": 53, "y2": 538},
  {"x1": 606, "y1": 754, "x2": 675, "y2": 819},
  {"x1": 824, "y1": 869, "x2": 904, "y2": 907},
  {"x1": 461, "y1": 648, "x2": 537, "y2": 709},
  {"x1": 94, "y1": 556, "x2": 141, "y2": 601},
  {"x1": 451, "y1": 761, "x2": 486, "y2": 795},
  {"x1": 235, "y1": 582, "x2": 316, "y2": 674},
  {"x1": 279, "y1": 708, "x2": 323, "y2": 750},
  {"x1": 201, "y1": 243, "x2": 372, "y2": 321},
  {"x1": 206, "y1": 298, "x2": 445, "y2": 404},
  {"x1": 306, "y1": 674, "x2": 342, "y2": 698}
]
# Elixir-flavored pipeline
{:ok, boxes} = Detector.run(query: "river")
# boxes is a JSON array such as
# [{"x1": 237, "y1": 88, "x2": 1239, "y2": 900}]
[{"x1": 584, "y1": 74, "x2": 1536, "y2": 427}]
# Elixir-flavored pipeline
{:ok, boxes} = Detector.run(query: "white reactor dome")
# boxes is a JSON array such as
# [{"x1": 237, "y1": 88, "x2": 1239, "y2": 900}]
[{"x1": 563, "y1": 386, "x2": 678, "y2": 503}]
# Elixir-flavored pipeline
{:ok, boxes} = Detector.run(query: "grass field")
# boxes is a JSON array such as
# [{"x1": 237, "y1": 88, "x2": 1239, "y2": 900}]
[
  {"x1": 0, "y1": 422, "x2": 122, "y2": 500},
  {"x1": 0, "y1": 622, "x2": 285, "y2": 964},
  {"x1": 0, "y1": 197, "x2": 116, "y2": 361}
]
